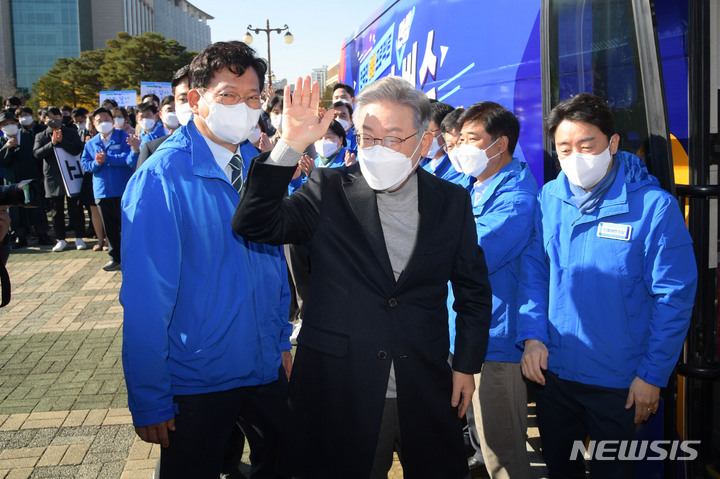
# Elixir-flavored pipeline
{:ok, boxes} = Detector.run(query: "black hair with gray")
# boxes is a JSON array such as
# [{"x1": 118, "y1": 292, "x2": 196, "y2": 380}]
[
  {"x1": 352, "y1": 76, "x2": 431, "y2": 135},
  {"x1": 189, "y1": 41, "x2": 267, "y2": 92},
  {"x1": 458, "y1": 102, "x2": 520, "y2": 154},
  {"x1": 440, "y1": 108, "x2": 464, "y2": 134}
]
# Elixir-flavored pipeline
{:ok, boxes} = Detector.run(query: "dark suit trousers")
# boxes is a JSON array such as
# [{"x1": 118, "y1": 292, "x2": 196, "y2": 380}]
[
  {"x1": 97, "y1": 197, "x2": 121, "y2": 262},
  {"x1": 51, "y1": 195, "x2": 85, "y2": 240},
  {"x1": 160, "y1": 369, "x2": 289, "y2": 479}
]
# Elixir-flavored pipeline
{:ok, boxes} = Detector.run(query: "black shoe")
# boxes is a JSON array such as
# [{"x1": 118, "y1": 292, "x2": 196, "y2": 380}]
[
  {"x1": 102, "y1": 260, "x2": 121, "y2": 272},
  {"x1": 468, "y1": 456, "x2": 485, "y2": 472},
  {"x1": 12, "y1": 237, "x2": 27, "y2": 249},
  {"x1": 38, "y1": 234, "x2": 55, "y2": 246}
]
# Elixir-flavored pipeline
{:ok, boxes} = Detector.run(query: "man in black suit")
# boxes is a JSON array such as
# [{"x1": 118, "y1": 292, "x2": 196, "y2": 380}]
[
  {"x1": 33, "y1": 107, "x2": 86, "y2": 251},
  {"x1": 136, "y1": 66, "x2": 190, "y2": 169},
  {"x1": 233, "y1": 76, "x2": 492, "y2": 479}
]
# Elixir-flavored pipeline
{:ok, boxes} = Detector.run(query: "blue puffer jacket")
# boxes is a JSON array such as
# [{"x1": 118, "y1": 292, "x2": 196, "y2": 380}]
[
  {"x1": 517, "y1": 151, "x2": 697, "y2": 388},
  {"x1": 120, "y1": 120, "x2": 291, "y2": 427}
]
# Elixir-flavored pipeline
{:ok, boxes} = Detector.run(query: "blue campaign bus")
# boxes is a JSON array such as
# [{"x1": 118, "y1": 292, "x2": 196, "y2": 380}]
[{"x1": 340, "y1": 1, "x2": 719, "y2": 477}]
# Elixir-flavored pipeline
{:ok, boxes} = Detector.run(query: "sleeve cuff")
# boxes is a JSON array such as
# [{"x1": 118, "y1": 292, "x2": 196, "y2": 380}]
[{"x1": 268, "y1": 140, "x2": 303, "y2": 167}]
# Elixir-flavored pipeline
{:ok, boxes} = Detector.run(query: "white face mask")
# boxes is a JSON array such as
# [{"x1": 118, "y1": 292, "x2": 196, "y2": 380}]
[
  {"x1": 426, "y1": 135, "x2": 443, "y2": 158},
  {"x1": 270, "y1": 114, "x2": 283, "y2": 132},
  {"x1": 1, "y1": 124, "x2": 18, "y2": 137},
  {"x1": 315, "y1": 139, "x2": 340, "y2": 158},
  {"x1": 248, "y1": 127, "x2": 262, "y2": 144},
  {"x1": 19, "y1": 116, "x2": 33, "y2": 126},
  {"x1": 138, "y1": 118, "x2": 156, "y2": 131},
  {"x1": 560, "y1": 144, "x2": 613, "y2": 189},
  {"x1": 175, "y1": 103, "x2": 193, "y2": 126},
  {"x1": 335, "y1": 118, "x2": 351, "y2": 132},
  {"x1": 450, "y1": 138, "x2": 500, "y2": 178},
  {"x1": 198, "y1": 92, "x2": 262, "y2": 144},
  {"x1": 97, "y1": 121, "x2": 114, "y2": 135},
  {"x1": 358, "y1": 138, "x2": 422, "y2": 191},
  {"x1": 163, "y1": 112, "x2": 179, "y2": 130},
  {"x1": 113, "y1": 117, "x2": 125, "y2": 128}
]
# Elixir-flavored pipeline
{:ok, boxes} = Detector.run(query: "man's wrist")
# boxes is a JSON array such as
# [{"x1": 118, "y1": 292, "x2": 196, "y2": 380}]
[{"x1": 269, "y1": 140, "x2": 303, "y2": 167}]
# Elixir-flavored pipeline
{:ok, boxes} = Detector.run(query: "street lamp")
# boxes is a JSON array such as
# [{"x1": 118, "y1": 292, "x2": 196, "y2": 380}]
[{"x1": 243, "y1": 20, "x2": 294, "y2": 91}]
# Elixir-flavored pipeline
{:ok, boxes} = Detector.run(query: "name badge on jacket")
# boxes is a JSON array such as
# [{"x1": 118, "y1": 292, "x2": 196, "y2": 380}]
[{"x1": 597, "y1": 222, "x2": 632, "y2": 241}]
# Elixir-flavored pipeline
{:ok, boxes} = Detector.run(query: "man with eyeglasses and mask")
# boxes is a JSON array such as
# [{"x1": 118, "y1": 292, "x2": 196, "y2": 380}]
[
  {"x1": 233, "y1": 75, "x2": 492, "y2": 479},
  {"x1": 120, "y1": 41, "x2": 291, "y2": 478}
]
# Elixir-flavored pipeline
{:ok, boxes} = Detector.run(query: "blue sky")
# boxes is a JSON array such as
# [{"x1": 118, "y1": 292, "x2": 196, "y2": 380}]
[{"x1": 190, "y1": 0, "x2": 384, "y2": 82}]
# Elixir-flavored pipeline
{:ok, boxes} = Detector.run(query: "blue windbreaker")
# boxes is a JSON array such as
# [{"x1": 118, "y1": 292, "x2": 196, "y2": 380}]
[
  {"x1": 448, "y1": 159, "x2": 537, "y2": 359},
  {"x1": 81, "y1": 129, "x2": 138, "y2": 198},
  {"x1": 120, "y1": 120, "x2": 291, "y2": 427},
  {"x1": 517, "y1": 151, "x2": 697, "y2": 388}
]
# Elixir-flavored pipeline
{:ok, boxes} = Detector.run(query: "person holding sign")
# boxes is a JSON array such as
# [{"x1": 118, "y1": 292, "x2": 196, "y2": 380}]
[{"x1": 33, "y1": 107, "x2": 87, "y2": 252}]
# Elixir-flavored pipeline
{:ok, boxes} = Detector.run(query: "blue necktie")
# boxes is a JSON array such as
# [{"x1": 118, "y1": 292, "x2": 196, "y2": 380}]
[{"x1": 229, "y1": 153, "x2": 244, "y2": 192}]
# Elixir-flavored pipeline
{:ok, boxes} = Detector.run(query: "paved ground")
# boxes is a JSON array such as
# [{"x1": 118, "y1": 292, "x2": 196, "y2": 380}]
[{"x1": 0, "y1": 235, "x2": 548, "y2": 479}]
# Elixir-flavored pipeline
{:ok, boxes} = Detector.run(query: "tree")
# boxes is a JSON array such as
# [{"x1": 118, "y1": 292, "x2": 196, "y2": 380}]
[
  {"x1": 100, "y1": 31, "x2": 195, "y2": 91},
  {"x1": 30, "y1": 49, "x2": 105, "y2": 109}
]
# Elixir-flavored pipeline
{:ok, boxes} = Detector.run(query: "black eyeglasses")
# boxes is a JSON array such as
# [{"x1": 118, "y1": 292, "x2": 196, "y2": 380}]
[{"x1": 357, "y1": 131, "x2": 419, "y2": 151}]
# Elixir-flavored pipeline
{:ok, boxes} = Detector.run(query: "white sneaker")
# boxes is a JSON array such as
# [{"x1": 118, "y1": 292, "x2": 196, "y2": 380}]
[
  {"x1": 75, "y1": 238, "x2": 87, "y2": 250},
  {"x1": 52, "y1": 239, "x2": 68, "y2": 252},
  {"x1": 290, "y1": 319, "x2": 302, "y2": 345}
]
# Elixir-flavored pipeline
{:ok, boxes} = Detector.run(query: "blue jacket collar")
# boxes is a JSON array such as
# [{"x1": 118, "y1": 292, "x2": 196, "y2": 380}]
[{"x1": 473, "y1": 157, "x2": 524, "y2": 208}]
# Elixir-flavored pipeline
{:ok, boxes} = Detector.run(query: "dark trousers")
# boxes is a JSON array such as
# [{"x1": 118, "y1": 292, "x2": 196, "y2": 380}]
[
  {"x1": 536, "y1": 371, "x2": 635, "y2": 479},
  {"x1": 160, "y1": 370, "x2": 289, "y2": 479},
  {"x1": 10, "y1": 205, "x2": 49, "y2": 238},
  {"x1": 51, "y1": 195, "x2": 85, "y2": 240},
  {"x1": 97, "y1": 197, "x2": 121, "y2": 262}
]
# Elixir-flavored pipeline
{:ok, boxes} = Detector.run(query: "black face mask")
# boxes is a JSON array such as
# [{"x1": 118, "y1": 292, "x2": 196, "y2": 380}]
[
  {"x1": 62, "y1": 116, "x2": 73, "y2": 126},
  {"x1": 47, "y1": 119, "x2": 63, "y2": 129}
]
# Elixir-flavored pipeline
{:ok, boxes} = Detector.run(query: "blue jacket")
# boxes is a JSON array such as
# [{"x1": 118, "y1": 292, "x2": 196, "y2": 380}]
[
  {"x1": 517, "y1": 151, "x2": 697, "y2": 388},
  {"x1": 423, "y1": 154, "x2": 474, "y2": 191},
  {"x1": 448, "y1": 159, "x2": 537, "y2": 360},
  {"x1": 288, "y1": 147, "x2": 347, "y2": 195},
  {"x1": 139, "y1": 120, "x2": 166, "y2": 146},
  {"x1": 345, "y1": 128, "x2": 358, "y2": 154},
  {"x1": 120, "y1": 120, "x2": 291, "y2": 427},
  {"x1": 81, "y1": 129, "x2": 138, "y2": 198}
]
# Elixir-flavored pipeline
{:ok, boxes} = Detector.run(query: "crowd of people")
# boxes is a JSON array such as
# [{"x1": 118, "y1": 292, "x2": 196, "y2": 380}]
[{"x1": 1, "y1": 38, "x2": 700, "y2": 479}]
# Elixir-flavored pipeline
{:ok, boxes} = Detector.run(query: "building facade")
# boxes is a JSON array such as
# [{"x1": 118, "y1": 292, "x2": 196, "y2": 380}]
[
  {"x1": 310, "y1": 65, "x2": 328, "y2": 96},
  {"x1": 0, "y1": 0, "x2": 212, "y2": 94}
]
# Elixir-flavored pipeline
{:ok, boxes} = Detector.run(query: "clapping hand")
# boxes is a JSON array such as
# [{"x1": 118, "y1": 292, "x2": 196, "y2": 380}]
[
  {"x1": 281, "y1": 76, "x2": 335, "y2": 154},
  {"x1": 126, "y1": 135, "x2": 141, "y2": 153},
  {"x1": 95, "y1": 149, "x2": 106, "y2": 165},
  {"x1": 344, "y1": 150, "x2": 356, "y2": 166},
  {"x1": 51, "y1": 129, "x2": 63, "y2": 145},
  {"x1": 299, "y1": 154, "x2": 316, "y2": 176}
]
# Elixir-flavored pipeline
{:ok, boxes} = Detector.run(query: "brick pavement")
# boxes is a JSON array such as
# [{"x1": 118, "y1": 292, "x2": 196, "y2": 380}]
[{"x1": 0, "y1": 238, "x2": 547, "y2": 479}]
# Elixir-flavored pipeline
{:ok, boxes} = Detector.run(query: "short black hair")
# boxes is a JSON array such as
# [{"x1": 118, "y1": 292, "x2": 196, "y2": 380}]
[
  {"x1": 90, "y1": 107, "x2": 112, "y2": 123},
  {"x1": 137, "y1": 101, "x2": 158, "y2": 115},
  {"x1": 332, "y1": 100, "x2": 353, "y2": 117},
  {"x1": 19, "y1": 107, "x2": 33, "y2": 116},
  {"x1": 546, "y1": 93, "x2": 614, "y2": 141},
  {"x1": 458, "y1": 102, "x2": 520, "y2": 154},
  {"x1": 266, "y1": 94, "x2": 283, "y2": 115},
  {"x1": 101, "y1": 99, "x2": 118, "y2": 110},
  {"x1": 160, "y1": 95, "x2": 175, "y2": 108},
  {"x1": 430, "y1": 102, "x2": 454, "y2": 129},
  {"x1": 440, "y1": 107, "x2": 464, "y2": 134},
  {"x1": 327, "y1": 120, "x2": 347, "y2": 147},
  {"x1": 189, "y1": 41, "x2": 267, "y2": 92},
  {"x1": 72, "y1": 107, "x2": 89, "y2": 118},
  {"x1": 61, "y1": 105, "x2": 72, "y2": 113},
  {"x1": 5, "y1": 96, "x2": 22, "y2": 107},
  {"x1": 141, "y1": 93, "x2": 160, "y2": 104},
  {"x1": 171, "y1": 65, "x2": 190, "y2": 90},
  {"x1": 47, "y1": 107, "x2": 62, "y2": 117},
  {"x1": 333, "y1": 83, "x2": 354, "y2": 98}
]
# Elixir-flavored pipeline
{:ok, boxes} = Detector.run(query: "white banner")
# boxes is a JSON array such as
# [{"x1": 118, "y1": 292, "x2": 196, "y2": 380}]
[
  {"x1": 140, "y1": 82, "x2": 173, "y2": 102},
  {"x1": 99, "y1": 90, "x2": 138, "y2": 107},
  {"x1": 54, "y1": 147, "x2": 85, "y2": 197}
]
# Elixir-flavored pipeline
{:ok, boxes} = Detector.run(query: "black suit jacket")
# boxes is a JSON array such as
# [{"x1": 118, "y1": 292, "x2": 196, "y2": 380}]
[
  {"x1": 0, "y1": 131, "x2": 43, "y2": 183},
  {"x1": 233, "y1": 154, "x2": 492, "y2": 479},
  {"x1": 33, "y1": 126, "x2": 83, "y2": 197},
  {"x1": 136, "y1": 134, "x2": 169, "y2": 169}
]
